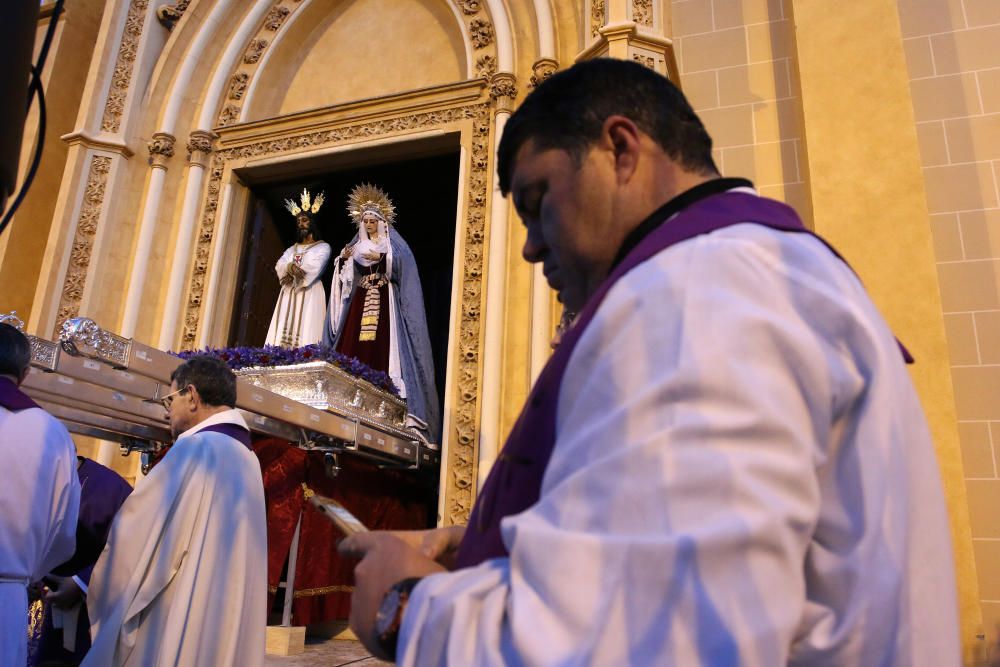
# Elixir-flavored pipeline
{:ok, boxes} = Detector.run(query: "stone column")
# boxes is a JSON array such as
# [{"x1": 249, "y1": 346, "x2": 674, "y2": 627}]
[
  {"x1": 121, "y1": 132, "x2": 175, "y2": 337},
  {"x1": 157, "y1": 129, "x2": 216, "y2": 349},
  {"x1": 477, "y1": 72, "x2": 518, "y2": 488}
]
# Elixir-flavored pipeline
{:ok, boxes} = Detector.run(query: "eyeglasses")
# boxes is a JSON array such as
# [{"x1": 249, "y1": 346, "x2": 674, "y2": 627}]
[{"x1": 147, "y1": 385, "x2": 190, "y2": 410}]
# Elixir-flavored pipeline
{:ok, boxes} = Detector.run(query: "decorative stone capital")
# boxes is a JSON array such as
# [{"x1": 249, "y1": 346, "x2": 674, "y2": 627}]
[
  {"x1": 489, "y1": 72, "x2": 518, "y2": 113},
  {"x1": 147, "y1": 132, "x2": 176, "y2": 168},
  {"x1": 528, "y1": 58, "x2": 559, "y2": 90},
  {"x1": 186, "y1": 130, "x2": 218, "y2": 167}
]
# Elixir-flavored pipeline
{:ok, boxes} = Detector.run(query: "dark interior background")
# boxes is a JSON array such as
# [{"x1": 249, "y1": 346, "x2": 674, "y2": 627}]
[{"x1": 228, "y1": 150, "x2": 461, "y2": 415}]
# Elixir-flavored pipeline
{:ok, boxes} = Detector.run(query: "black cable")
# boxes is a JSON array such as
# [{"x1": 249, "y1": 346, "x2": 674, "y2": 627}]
[
  {"x1": 0, "y1": 0, "x2": 66, "y2": 238},
  {"x1": 0, "y1": 71, "x2": 46, "y2": 238}
]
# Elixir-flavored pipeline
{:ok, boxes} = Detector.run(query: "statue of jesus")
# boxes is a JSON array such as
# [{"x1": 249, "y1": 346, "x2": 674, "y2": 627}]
[{"x1": 264, "y1": 189, "x2": 332, "y2": 348}]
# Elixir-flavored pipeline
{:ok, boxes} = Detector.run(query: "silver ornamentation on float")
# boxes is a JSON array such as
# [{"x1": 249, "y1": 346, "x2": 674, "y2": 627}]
[
  {"x1": 59, "y1": 317, "x2": 132, "y2": 369},
  {"x1": 236, "y1": 361, "x2": 407, "y2": 429}
]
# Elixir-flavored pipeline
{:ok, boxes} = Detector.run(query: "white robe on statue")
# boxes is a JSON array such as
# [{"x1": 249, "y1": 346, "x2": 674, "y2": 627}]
[
  {"x1": 0, "y1": 401, "x2": 80, "y2": 667},
  {"x1": 83, "y1": 410, "x2": 267, "y2": 667},
  {"x1": 265, "y1": 241, "x2": 331, "y2": 347},
  {"x1": 398, "y1": 221, "x2": 960, "y2": 666}
]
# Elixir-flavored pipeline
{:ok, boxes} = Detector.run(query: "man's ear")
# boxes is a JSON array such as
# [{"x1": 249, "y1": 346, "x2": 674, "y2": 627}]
[
  {"x1": 187, "y1": 385, "x2": 202, "y2": 412},
  {"x1": 603, "y1": 115, "x2": 642, "y2": 184}
]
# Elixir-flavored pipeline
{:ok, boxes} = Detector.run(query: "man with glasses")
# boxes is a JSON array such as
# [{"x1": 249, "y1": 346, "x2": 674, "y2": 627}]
[
  {"x1": 0, "y1": 321, "x2": 80, "y2": 667},
  {"x1": 83, "y1": 356, "x2": 267, "y2": 667}
]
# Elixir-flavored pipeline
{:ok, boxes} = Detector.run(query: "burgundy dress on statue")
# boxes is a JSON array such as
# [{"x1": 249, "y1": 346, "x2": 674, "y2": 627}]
[{"x1": 334, "y1": 255, "x2": 390, "y2": 372}]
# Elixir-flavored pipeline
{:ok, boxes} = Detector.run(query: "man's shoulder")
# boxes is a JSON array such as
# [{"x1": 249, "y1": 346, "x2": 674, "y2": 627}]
[{"x1": 2, "y1": 405, "x2": 73, "y2": 441}]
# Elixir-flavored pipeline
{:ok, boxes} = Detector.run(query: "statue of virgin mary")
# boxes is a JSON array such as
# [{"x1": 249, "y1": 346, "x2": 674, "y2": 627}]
[{"x1": 326, "y1": 184, "x2": 440, "y2": 442}]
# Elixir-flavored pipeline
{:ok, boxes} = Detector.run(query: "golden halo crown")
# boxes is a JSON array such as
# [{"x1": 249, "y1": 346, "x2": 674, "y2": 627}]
[
  {"x1": 284, "y1": 188, "x2": 325, "y2": 217},
  {"x1": 347, "y1": 183, "x2": 396, "y2": 227}
]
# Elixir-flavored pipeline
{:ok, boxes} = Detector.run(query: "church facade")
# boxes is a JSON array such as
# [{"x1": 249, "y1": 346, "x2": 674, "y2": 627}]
[{"x1": 2, "y1": 0, "x2": 998, "y2": 660}]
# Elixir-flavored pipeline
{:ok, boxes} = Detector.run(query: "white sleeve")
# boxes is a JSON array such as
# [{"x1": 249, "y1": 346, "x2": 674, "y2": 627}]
[
  {"x1": 300, "y1": 243, "x2": 331, "y2": 286},
  {"x1": 399, "y1": 234, "x2": 850, "y2": 666},
  {"x1": 274, "y1": 246, "x2": 294, "y2": 278},
  {"x1": 38, "y1": 421, "x2": 81, "y2": 576}
]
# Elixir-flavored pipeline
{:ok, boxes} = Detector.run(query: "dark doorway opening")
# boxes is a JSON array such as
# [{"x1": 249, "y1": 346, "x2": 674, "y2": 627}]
[{"x1": 229, "y1": 148, "x2": 461, "y2": 419}]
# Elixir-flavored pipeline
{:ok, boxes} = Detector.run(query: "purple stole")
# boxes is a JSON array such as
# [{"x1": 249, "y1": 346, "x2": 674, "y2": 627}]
[
  {"x1": 455, "y1": 188, "x2": 909, "y2": 568},
  {"x1": 0, "y1": 376, "x2": 40, "y2": 411},
  {"x1": 198, "y1": 421, "x2": 252, "y2": 449}
]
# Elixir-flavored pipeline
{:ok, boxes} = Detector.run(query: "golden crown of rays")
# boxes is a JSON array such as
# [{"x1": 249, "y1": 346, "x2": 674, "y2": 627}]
[
  {"x1": 284, "y1": 188, "x2": 325, "y2": 217},
  {"x1": 347, "y1": 183, "x2": 396, "y2": 226}
]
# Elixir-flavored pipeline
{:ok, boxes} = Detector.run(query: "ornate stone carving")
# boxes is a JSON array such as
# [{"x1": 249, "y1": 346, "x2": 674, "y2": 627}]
[
  {"x1": 632, "y1": 0, "x2": 653, "y2": 26},
  {"x1": 632, "y1": 53, "x2": 656, "y2": 69},
  {"x1": 55, "y1": 157, "x2": 112, "y2": 334},
  {"x1": 156, "y1": 0, "x2": 190, "y2": 30},
  {"x1": 528, "y1": 58, "x2": 558, "y2": 90},
  {"x1": 475, "y1": 54, "x2": 496, "y2": 79},
  {"x1": 469, "y1": 18, "x2": 494, "y2": 49},
  {"x1": 184, "y1": 103, "x2": 492, "y2": 523},
  {"x1": 591, "y1": 0, "x2": 606, "y2": 38},
  {"x1": 101, "y1": 0, "x2": 150, "y2": 133},
  {"x1": 228, "y1": 72, "x2": 250, "y2": 100},
  {"x1": 244, "y1": 38, "x2": 269, "y2": 64},
  {"x1": 264, "y1": 5, "x2": 291, "y2": 30},
  {"x1": 459, "y1": 0, "x2": 481, "y2": 14},
  {"x1": 186, "y1": 130, "x2": 217, "y2": 167},
  {"x1": 219, "y1": 105, "x2": 241, "y2": 127},
  {"x1": 489, "y1": 72, "x2": 517, "y2": 112},
  {"x1": 147, "y1": 131, "x2": 176, "y2": 168}
]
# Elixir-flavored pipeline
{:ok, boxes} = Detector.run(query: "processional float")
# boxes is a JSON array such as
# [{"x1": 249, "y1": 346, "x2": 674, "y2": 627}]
[{"x1": 19, "y1": 317, "x2": 440, "y2": 475}]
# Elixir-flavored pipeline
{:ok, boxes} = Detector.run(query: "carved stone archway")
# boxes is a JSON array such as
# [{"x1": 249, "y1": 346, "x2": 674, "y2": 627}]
[{"x1": 184, "y1": 82, "x2": 492, "y2": 525}]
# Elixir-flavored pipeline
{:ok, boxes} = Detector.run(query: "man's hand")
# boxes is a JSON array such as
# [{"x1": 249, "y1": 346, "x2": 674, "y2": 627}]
[
  {"x1": 338, "y1": 531, "x2": 448, "y2": 660},
  {"x1": 341, "y1": 245, "x2": 354, "y2": 259},
  {"x1": 43, "y1": 575, "x2": 84, "y2": 609},
  {"x1": 288, "y1": 264, "x2": 306, "y2": 280},
  {"x1": 279, "y1": 273, "x2": 294, "y2": 286},
  {"x1": 388, "y1": 526, "x2": 466, "y2": 570}
]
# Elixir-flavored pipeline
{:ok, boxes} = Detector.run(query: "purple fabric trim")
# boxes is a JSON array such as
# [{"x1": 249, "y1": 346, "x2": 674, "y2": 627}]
[
  {"x1": 0, "y1": 376, "x2": 40, "y2": 411},
  {"x1": 455, "y1": 190, "x2": 910, "y2": 568},
  {"x1": 198, "y1": 422, "x2": 252, "y2": 449}
]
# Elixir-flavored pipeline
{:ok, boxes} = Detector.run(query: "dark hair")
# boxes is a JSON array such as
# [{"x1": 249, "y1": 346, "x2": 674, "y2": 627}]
[
  {"x1": 170, "y1": 355, "x2": 237, "y2": 408},
  {"x1": 0, "y1": 323, "x2": 30, "y2": 378},
  {"x1": 497, "y1": 58, "x2": 718, "y2": 194}
]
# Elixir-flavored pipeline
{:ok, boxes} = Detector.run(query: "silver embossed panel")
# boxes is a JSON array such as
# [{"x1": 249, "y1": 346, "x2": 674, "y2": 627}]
[{"x1": 236, "y1": 361, "x2": 407, "y2": 429}]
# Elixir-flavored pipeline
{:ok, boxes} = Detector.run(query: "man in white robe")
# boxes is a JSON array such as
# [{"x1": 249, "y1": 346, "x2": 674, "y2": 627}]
[
  {"x1": 0, "y1": 321, "x2": 80, "y2": 667},
  {"x1": 338, "y1": 59, "x2": 960, "y2": 666},
  {"x1": 83, "y1": 356, "x2": 267, "y2": 667},
  {"x1": 265, "y1": 205, "x2": 332, "y2": 348}
]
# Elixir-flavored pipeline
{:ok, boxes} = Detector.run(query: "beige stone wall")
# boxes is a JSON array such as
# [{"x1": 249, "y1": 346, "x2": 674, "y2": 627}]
[
  {"x1": 671, "y1": 0, "x2": 810, "y2": 220},
  {"x1": 898, "y1": 0, "x2": 1000, "y2": 650}
]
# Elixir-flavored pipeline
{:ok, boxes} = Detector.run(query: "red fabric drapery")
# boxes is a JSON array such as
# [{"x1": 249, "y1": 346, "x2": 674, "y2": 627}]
[{"x1": 253, "y1": 438, "x2": 431, "y2": 624}]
